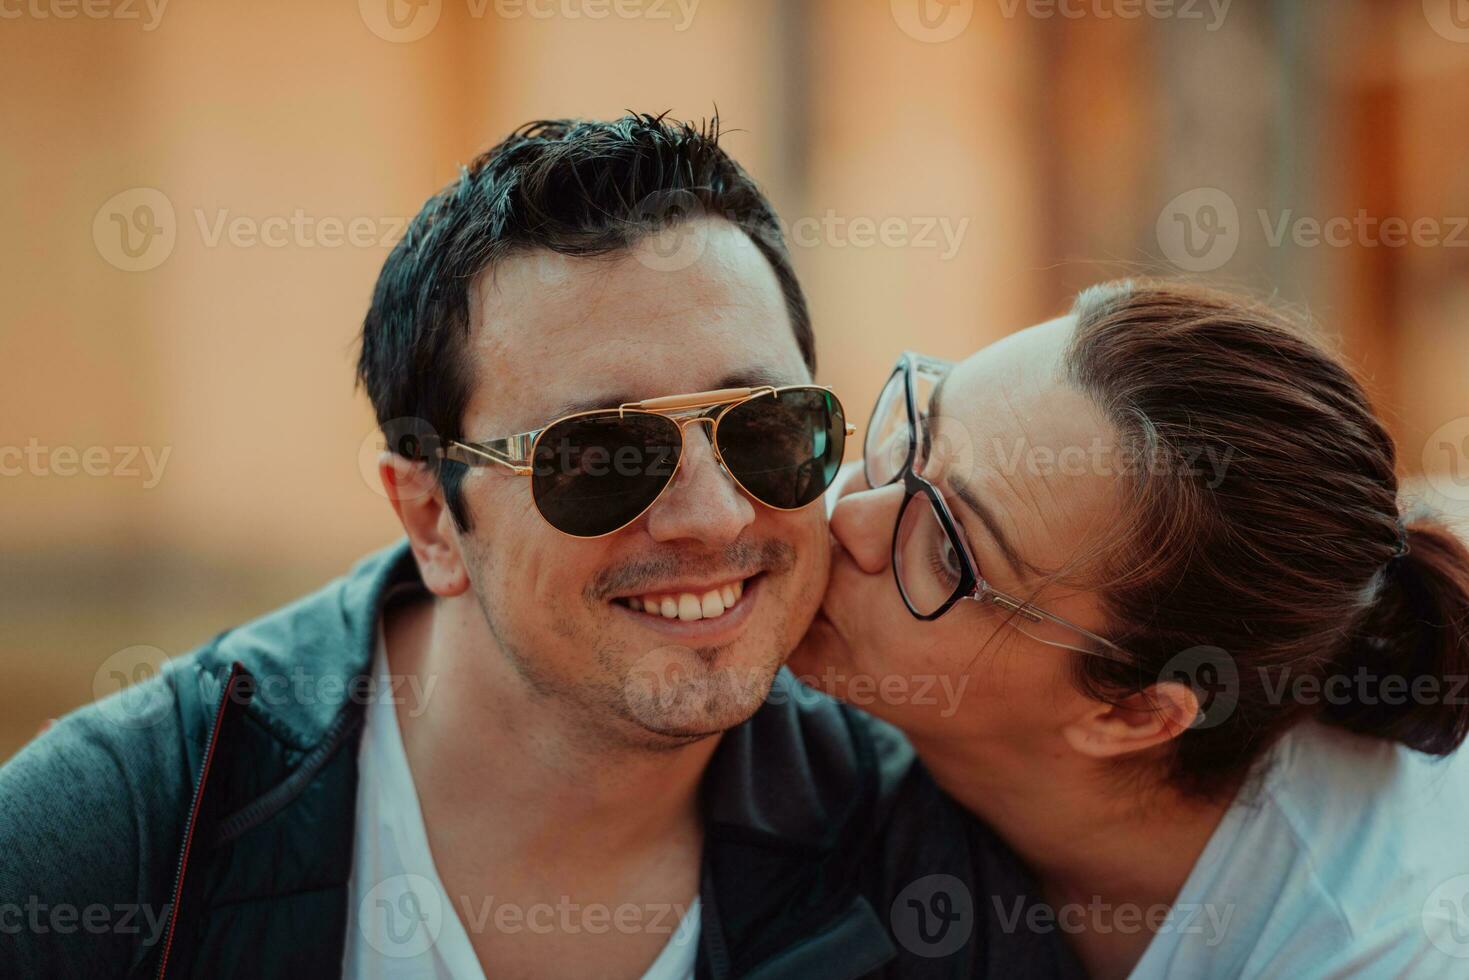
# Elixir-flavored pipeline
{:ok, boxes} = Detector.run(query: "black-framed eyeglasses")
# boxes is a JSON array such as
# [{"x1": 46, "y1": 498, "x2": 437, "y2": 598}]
[{"x1": 864, "y1": 352, "x2": 1134, "y2": 663}]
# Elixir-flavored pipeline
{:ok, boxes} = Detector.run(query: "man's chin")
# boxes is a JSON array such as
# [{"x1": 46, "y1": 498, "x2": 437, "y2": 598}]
[{"x1": 618, "y1": 642, "x2": 783, "y2": 738}]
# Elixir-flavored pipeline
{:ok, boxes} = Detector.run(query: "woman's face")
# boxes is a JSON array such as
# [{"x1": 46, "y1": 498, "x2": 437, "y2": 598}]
[{"x1": 790, "y1": 316, "x2": 1125, "y2": 750}]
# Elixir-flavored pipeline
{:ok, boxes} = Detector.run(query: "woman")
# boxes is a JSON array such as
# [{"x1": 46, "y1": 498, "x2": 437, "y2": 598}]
[{"x1": 794, "y1": 280, "x2": 1469, "y2": 979}]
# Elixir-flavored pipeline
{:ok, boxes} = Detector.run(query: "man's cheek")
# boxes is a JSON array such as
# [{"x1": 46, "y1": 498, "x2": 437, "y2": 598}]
[
  {"x1": 795, "y1": 519, "x2": 832, "y2": 605},
  {"x1": 488, "y1": 534, "x2": 568, "y2": 619}
]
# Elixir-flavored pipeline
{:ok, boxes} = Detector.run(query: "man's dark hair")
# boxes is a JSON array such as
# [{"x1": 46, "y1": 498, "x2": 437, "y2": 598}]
[{"x1": 356, "y1": 112, "x2": 814, "y2": 530}]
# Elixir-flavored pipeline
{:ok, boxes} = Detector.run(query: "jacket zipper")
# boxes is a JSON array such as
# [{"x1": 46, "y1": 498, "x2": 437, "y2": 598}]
[{"x1": 154, "y1": 661, "x2": 247, "y2": 980}]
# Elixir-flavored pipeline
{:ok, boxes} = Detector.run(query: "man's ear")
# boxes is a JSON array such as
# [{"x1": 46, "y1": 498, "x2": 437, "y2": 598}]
[
  {"x1": 379, "y1": 452, "x2": 470, "y2": 598},
  {"x1": 1060, "y1": 682, "x2": 1200, "y2": 759}
]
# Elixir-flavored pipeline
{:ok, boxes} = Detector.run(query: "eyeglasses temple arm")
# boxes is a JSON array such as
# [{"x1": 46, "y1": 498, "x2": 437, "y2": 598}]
[
  {"x1": 908, "y1": 353, "x2": 955, "y2": 377},
  {"x1": 440, "y1": 438, "x2": 533, "y2": 475},
  {"x1": 988, "y1": 591, "x2": 1136, "y2": 665}
]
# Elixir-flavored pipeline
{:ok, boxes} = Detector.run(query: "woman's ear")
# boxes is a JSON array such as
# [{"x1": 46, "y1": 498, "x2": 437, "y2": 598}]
[{"x1": 1060, "y1": 682, "x2": 1200, "y2": 759}]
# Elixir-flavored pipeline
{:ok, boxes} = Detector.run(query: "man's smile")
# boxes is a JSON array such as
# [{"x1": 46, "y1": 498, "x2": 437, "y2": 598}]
[{"x1": 609, "y1": 572, "x2": 766, "y2": 641}]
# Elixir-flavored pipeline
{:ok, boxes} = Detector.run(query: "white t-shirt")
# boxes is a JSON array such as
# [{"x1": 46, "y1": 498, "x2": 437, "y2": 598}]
[
  {"x1": 343, "y1": 627, "x2": 701, "y2": 979},
  {"x1": 1130, "y1": 719, "x2": 1469, "y2": 978}
]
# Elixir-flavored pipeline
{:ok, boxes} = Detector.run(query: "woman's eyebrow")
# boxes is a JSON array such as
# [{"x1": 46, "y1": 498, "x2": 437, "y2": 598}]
[
  {"x1": 945, "y1": 474, "x2": 1026, "y2": 578},
  {"x1": 929, "y1": 370, "x2": 951, "y2": 419},
  {"x1": 928, "y1": 367, "x2": 1025, "y2": 575}
]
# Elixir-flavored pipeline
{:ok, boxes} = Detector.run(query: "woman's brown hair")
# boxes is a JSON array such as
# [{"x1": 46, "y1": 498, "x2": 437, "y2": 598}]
[{"x1": 1064, "y1": 279, "x2": 1469, "y2": 800}]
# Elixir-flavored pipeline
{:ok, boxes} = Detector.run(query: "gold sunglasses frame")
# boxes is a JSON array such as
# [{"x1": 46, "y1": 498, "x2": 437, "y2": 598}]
[{"x1": 439, "y1": 384, "x2": 857, "y2": 538}]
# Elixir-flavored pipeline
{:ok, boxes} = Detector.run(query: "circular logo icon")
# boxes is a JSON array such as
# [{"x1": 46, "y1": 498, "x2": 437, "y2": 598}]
[
  {"x1": 890, "y1": 0, "x2": 974, "y2": 43},
  {"x1": 924, "y1": 413, "x2": 976, "y2": 487},
  {"x1": 1422, "y1": 417, "x2": 1469, "y2": 503},
  {"x1": 359, "y1": 0, "x2": 441, "y2": 43},
  {"x1": 93, "y1": 188, "x2": 176, "y2": 272},
  {"x1": 1156, "y1": 188, "x2": 1240, "y2": 272},
  {"x1": 629, "y1": 190, "x2": 710, "y2": 273},
  {"x1": 359, "y1": 873, "x2": 445, "y2": 958},
  {"x1": 1157, "y1": 645, "x2": 1239, "y2": 730},
  {"x1": 93, "y1": 645, "x2": 174, "y2": 729},
  {"x1": 358, "y1": 417, "x2": 441, "y2": 501},
  {"x1": 622, "y1": 645, "x2": 703, "y2": 729},
  {"x1": 890, "y1": 874, "x2": 974, "y2": 958},
  {"x1": 1424, "y1": 0, "x2": 1469, "y2": 43},
  {"x1": 1422, "y1": 873, "x2": 1469, "y2": 959}
]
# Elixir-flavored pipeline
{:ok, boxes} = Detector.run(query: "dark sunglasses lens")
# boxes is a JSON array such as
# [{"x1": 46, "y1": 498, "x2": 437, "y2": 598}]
[
  {"x1": 531, "y1": 413, "x2": 681, "y2": 536},
  {"x1": 716, "y1": 388, "x2": 846, "y2": 510}
]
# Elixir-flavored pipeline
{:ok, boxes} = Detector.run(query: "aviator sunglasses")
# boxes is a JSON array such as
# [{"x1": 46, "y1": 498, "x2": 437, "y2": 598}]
[{"x1": 439, "y1": 385, "x2": 853, "y2": 538}]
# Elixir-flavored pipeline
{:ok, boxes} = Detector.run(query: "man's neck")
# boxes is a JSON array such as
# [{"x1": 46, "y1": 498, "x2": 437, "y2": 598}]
[{"x1": 385, "y1": 592, "x2": 719, "y2": 866}]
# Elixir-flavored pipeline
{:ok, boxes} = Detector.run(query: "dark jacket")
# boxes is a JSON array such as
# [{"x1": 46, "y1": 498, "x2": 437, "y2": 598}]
[{"x1": 0, "y1": 541, "x2": 1082, "y2": 979}]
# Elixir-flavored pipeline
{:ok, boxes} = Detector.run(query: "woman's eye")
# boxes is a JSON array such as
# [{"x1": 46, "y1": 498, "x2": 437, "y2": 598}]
[{"x1": 927, "y1": 531, "x2": 963, "y2": 586}]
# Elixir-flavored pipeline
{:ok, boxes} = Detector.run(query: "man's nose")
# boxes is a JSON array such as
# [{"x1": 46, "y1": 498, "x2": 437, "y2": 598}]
[
  {"x1": 643, "y1": 422, "x2": 757, "y2": 545},
  {"x1": 829, "y1": 482, "x2": 905, "y2": 574}
]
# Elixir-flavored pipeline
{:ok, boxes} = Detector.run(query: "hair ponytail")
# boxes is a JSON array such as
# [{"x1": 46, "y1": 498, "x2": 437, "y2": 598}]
[
  {"x1": 1324, "y1": 519, "x2": 1469, "y2": 755},
  {"x1": 1065, "y1": 279, "x2": 1469, "y2": 800}
]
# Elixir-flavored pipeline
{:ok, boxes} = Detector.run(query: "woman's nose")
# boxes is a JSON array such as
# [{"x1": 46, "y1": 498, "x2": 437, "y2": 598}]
[
  {"x1": 835, "y1": 461, "x2": 870, "y2": 501},
  {"x1": 829, "y1": 482, "x2": 906, "y2": 574}
]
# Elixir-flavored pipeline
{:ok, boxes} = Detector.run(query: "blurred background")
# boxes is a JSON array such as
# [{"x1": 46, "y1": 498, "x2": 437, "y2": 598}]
[{"x1": 3, "y1": 0, "x2": 1468, "y2": 759}]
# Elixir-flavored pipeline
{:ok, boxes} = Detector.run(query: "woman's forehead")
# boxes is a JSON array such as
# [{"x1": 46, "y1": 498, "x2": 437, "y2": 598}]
[
  {"x1": 959, "y1": 315, "x2": 1075, "y2": 388},
  {"x1": 934, "y1": 316, "x2": 1122, "y2": 567},
  {"x1": 940, "y1": 316, "x2": 1088, "y2": 449}
]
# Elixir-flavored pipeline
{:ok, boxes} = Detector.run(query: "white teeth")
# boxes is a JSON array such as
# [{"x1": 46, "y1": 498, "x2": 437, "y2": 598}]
[{"x1": 625, "y1": 581, "x2": 750, "y2": 621}]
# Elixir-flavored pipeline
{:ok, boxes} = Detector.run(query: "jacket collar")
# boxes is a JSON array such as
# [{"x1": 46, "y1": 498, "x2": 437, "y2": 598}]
[{"x1": 183, "y1": 539, "x2": 905, "y2": 979}]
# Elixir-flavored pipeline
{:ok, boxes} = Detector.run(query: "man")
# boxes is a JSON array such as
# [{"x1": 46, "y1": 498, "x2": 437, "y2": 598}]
[{"x1": 0, "y1": 114, "x2": 1078, "y2": 979}]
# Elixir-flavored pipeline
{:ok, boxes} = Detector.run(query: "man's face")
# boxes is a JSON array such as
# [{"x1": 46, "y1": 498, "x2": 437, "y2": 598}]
[{"x1": 454, "y1": 218, "x2": 829, "y2": 746}]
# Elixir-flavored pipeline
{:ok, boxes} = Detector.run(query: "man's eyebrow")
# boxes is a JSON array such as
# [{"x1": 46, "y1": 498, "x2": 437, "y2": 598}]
[
  {"x1": 710, "y1": 367, "x2": 800, "y2": 391},
  {"x1": 535, "y1": 368, "x2": 798, "y2": 427}
]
